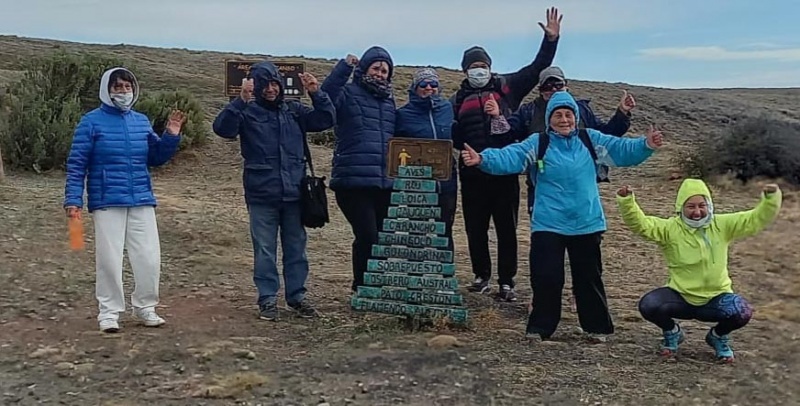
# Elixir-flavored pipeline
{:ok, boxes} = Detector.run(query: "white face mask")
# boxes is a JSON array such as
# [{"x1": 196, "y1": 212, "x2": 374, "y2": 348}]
[
  {"x1": 111, "y1": 92, "x2": 134, "y2": 110},
  {"x1": 467, "y1": 67, "x2": 491, "y2": 88}
]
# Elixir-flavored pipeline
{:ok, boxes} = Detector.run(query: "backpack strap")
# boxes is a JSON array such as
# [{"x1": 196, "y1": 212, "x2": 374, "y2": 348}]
[
  {"x1": 577, "y1": 129, "x2": 598, "y2": 162},
  {"x1": 536, "y1": 132, "x2": 550, "y2": 174}
]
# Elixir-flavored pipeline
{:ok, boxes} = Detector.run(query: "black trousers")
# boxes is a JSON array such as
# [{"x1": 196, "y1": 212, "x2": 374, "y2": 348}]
[
  {"x1": 526, "y1": 231, "x2": 614, "y2": 338},
  {"x1": 460, "y1": 174, "x2": 519, "y2": 287},
  {"x1": 439, "y1": 191, "x2": 458, "y2": 252},
  {"x1": 335, "y1": 188, "x2": 392, "y2": 291}
]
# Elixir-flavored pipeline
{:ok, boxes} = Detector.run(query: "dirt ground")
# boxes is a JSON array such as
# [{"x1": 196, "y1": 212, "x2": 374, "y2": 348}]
[{"x1": 1, "y1": 136, "x2": 799, "y2": 406}]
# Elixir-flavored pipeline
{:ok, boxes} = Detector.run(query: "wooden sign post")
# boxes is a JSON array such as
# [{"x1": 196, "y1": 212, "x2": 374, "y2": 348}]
[
  {"x1": 351, "y1": 138, "x2": 467, "y2": 325},
  {"x1": 223, "y1": 59, "x2": 306, "y2": 102}
]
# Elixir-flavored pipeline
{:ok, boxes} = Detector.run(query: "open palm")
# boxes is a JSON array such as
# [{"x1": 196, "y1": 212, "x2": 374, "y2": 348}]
[{"x1": 538, "y1": 7, "x2": 562, "y2": 40}]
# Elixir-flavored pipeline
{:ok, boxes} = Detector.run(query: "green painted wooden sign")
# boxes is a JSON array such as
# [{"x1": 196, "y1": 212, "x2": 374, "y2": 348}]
[
  {"x1": 390, "y1": 192, "x2": 439, "y2": 206},
  {"x1": 387, "y1": 206, "x2": 442, "y2": 220},
  {"x1": 397, "y1": 165, "x2": 433, "y2": 179},
  {"x1": 364, "y1": 272, "x2": 458, "y2": 291},
  {"x1": 351, "y1": 297, "x2": 468, "y2": 324},
  {"x1": 377, "y1": 232, "x2": 449, "y2": 248},
  {"x1": 357, "y1": 286, "x2": 463, "y2": 306},
  {"x1": 371, "y1": 245, "x2": 453, "y2": 263},
  {"x1": 366, "y1": 259, "x2": 455, "y2": 276},
  {"x1": 383, "y1": 219, "x2": 446, "y2": 235},
  {"x1": 393, "y1": 178, "x2": 438, "y2": 193}
]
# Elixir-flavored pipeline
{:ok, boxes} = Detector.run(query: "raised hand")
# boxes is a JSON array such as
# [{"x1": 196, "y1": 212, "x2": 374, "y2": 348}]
[
  {"x1": 240, "y1": 78, "x2": 254, "y2": 102},
  {"x1": 484, "y1": 93, "x2": 500, "y2": 117},
  {"x1": 619, "y1": 90, "x2": 636, "y2": 113},
  {"x1": 461, "y1": 143, "x2": 482, "y2": 166},
  {"x1": 646, "y1": 125, "x2": 664, "y2": 149},
  {"x1": 345, "y1": 54, "x2": 359, "y2": 66},
  {"x1": 538, "y1": 7, "x2": 563, "y2": 40},
  {"x1": 617, "y1": 185, "x2": 632, "y2": 197},
  {"x1": 299, "y1": 72, "x2": 319, "y2": 94},
  {"x1": 763, "y1": 183, "x2": 780, "y2": 195},
  {"x1": 165, "y1": 110, "x2": 187, "y2": 135}
]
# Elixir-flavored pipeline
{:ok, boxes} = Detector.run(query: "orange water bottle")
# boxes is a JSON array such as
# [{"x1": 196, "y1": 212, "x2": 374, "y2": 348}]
[{"x1": 68, "y1": 213, "x2": 85, "y2": 251}]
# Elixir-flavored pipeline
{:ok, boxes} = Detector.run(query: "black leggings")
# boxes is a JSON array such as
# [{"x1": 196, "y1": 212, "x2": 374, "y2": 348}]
[
  {"x1": 335, "y1": 188, "x2": 392, "y2": 291},
  {"x1": 638, "y1": 287, "x2": 753, "y2": 336}
]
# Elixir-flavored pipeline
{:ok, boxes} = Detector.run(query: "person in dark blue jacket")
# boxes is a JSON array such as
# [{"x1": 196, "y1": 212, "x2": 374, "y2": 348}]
[
  {"x1": 395, "y1": 67, "x2": 457, "y2": 250},
  {"x1": 320, "y1": 47, "x2": 396, "y2": 292},
  {"x1": 212, "y1": 61, "x2": 335, "y2": 321},
  {"x1": 63, "y1": 67, "x2": 187, "y2": 333}
]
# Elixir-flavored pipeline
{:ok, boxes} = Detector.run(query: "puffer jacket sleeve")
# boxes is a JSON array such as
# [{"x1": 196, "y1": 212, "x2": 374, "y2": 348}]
[
  {"x1": 64, "y1": 116, "x2": 95, "y2": 208},
  {"x1": 321, "y1": 59, "x2": 355, "y2": 109},
  {"x1": 292, "y1": 90, "x2": 336, "y2": 133}
]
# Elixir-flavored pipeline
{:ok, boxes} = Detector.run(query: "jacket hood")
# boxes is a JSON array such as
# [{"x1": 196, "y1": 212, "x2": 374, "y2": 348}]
[
  {"x1": 675, "y1": 178, "x2": 713, "y2": 213},
  {"x1": 250, "y1": 61, "x2": 284, "y2": 103},
  {"x1": 354, "y1": 46, "x2": 394, "y2": 82},
  {"x1": 545, "y1": 91, "x2": 580, "y2": 135},
  {"x1": 99, "y1": 67, "x2": 140, "y2": 109}
]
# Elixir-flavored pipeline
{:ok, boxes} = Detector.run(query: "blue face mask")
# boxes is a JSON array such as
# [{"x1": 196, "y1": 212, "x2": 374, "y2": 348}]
[{"x1": 111, "y1": 92, "x2": 134, "y2": 110}]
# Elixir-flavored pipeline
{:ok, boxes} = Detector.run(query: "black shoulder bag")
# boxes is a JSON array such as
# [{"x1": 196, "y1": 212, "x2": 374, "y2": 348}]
[{"x1": 300, "y1": 133, "x2": 330, "y2": 228}]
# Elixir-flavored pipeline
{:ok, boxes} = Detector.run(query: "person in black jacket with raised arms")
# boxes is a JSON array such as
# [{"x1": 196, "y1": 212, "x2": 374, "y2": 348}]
[{"x1": 451, "y1": 7, "x2": 562, "y2": 302}]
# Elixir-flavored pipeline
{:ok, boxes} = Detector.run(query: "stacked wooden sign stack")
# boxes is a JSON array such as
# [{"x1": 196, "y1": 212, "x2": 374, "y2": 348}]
[{"x1": 350, "y1": 165, "x2": 468, "y2": 324}]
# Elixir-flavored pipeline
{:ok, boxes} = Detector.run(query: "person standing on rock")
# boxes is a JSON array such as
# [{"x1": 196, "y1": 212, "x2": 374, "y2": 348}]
[
  {"x1": 617, "y1": 179, "x2": 782, "y2": 362},
  {"x1": 460, "y1": 91, "x2": 663, "y2": 343},
  {"x1": 63, "y1": 67, "x2": 187, "y2": 333},
  {"x1": 452, "y1": 7, "x2": 562, "y2": 302},
  {"x1": 320, "y1": 47, "x2": 397, "y2": 294},
  {"x1": 395, "y1": 67, "x2": 457, "y2": 251},
  {"x1": 212, "y1": 61, "x2": 335, "y2": 321}
]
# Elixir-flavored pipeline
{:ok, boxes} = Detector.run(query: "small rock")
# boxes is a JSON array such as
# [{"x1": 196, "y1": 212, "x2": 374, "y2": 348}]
[{"x1": 426, "y1": 335, "x2": 463, "y2": 349}]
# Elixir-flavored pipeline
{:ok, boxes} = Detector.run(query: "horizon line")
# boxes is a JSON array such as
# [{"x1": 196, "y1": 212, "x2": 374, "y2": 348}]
[{"x1": 2, "y1": 33, "x2": 799, "y2": 92}]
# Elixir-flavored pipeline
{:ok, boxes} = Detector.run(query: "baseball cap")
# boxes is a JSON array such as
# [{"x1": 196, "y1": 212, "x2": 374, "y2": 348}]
[{"x1": 538, "y1": 66, "x2": 566, "y2": 86}]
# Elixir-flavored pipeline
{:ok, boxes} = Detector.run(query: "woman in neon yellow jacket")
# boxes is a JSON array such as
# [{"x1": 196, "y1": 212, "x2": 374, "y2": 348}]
[{"x1": 616, "y1": 178, "x2": 782, "y2": 362}]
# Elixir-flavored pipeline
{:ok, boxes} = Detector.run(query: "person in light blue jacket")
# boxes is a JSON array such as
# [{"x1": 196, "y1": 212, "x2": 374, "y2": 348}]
[
  {"x1": 460, "y1": 91, "x2": 664, "y2": 341},
  {"x1": 395, "y1": 67, "x2": 457, "y2": 250},
  {"x1": 64, "y1": 67, "x2": 187, "y2": 333}
]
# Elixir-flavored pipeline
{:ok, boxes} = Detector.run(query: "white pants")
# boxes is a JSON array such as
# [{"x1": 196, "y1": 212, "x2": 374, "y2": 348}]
[{"x1": 93, "y1": 206, "x2": 161, "y2": 322}]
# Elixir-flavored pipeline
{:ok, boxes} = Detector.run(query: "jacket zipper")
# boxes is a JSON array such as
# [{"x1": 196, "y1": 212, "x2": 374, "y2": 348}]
[
  {"x1": 123, "y1": 113, "x2": 133, "y2": 198},
  {"x1": 428, "y1": 99, "x2": 438, "y2": 140}
]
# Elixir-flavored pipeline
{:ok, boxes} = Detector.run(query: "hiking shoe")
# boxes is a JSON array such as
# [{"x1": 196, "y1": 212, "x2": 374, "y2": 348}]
[
  {"x1": 258, "y1": 302, "x2": 279, "y2": 321},
  {"x1": 467, "y1": 277, "x2": 491, "y2": 294},
  {"x1": 99, "y1": 319, "x2": 120, "y2": 333},
  {"x1": 288, "y1": 299, "x2": 318, "y2": 318},
  {"x1": 659, "y1": 324, "x2": 685, "y2": 356},
  {"x1": 496, "y1": 284, "x2": 518, "y2": 302},
  {"x1": 132, "y1": 309, "x2": 166, "y2": 327},
  {"x1": 705, "y1": 328, "x2": 734, "y2": 362}
]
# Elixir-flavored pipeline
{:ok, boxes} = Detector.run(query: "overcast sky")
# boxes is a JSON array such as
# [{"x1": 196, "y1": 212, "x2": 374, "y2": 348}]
[{"x1": 1, "y1": 0, "x2": 799, "y2": 89}]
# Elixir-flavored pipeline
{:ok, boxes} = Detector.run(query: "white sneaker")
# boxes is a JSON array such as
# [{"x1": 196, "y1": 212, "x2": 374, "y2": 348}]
[
  {"x1": 99, "y1": 319, "x2": 120, "y2": 333},
  {"x1": 132, "y1": 309, "x2": 166, "y2": 327}
]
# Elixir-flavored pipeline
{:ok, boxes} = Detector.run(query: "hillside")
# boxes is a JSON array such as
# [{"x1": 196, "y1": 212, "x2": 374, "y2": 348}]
[{"x1": 1, "y1": 35, "x2": 799, "y2": 405}]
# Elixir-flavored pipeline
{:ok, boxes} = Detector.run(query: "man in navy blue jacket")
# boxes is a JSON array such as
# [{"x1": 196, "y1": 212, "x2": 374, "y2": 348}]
[
  {"x1": 213, "y1": 61, "x2": 335, "y2": 321},
  {"x1": 395, "y1": 68, "x2": 457, "y2": 250}
]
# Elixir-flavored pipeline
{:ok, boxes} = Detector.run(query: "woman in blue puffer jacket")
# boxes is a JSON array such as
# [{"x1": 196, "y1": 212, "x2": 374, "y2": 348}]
[
  {"x1": 395, "y1": 67, "x2": 457, "y2": 251},
  {"x1": 63, "y1": 67, "x2": 186, "y2": 334},
  {"x1": 321, "y1": 46, "x2": 396, "y2": 292}
]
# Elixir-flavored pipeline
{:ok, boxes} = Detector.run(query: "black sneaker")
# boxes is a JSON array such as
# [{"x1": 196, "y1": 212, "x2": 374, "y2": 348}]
[
  {"x1": 496, "y1": 284, "x2": 518, "y2": 302},
  {"x1": 259, "y1": 302, "x2": 279, "y2": 321},
  {"x1": 288, "y1": 299, "x2": 318, "y2": 318},
  {"x1": 467, "y1": 277, "x2": 491, "y2": 294}
]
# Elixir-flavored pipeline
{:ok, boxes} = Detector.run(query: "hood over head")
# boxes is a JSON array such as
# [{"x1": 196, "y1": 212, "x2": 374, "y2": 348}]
[
  {"x1": 544, "y1": 91, "x2": 580, "y2": 134},
  {"x1": 99, "y1": 67, "x2": 140, "y2": 110},
  {"x1": 675, "y1": 178, "x2": 715, "y2": 228},
  {"x1": 249, "y1": 61, "x2": 284, "y2": 104},
  {"x1": 353, "y1": 46, "x2": 394, "y2": 82}
]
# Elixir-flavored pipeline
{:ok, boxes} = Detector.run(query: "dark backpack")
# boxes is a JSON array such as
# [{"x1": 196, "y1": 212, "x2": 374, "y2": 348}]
[
  {"x1": 286, "y1": 102, "x2": 330, "y2": 228},
  {"x1": 533, "y1": 128, "x2": 609, "y2": 184}
]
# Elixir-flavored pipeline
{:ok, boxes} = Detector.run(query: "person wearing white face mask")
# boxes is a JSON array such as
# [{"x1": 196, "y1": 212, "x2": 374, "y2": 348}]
[
  {"x1": 617, "y1": 179, "x2": 782, "y2": 363},
  {"x1": 451, "y1": 7, "x2": 562, "y2": 302},
  {"x1": 64, "y1": 67, "x2": 187, "y2": 333}
]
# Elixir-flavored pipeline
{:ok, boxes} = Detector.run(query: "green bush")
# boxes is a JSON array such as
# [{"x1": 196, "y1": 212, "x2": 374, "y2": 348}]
[
  {"x1": 309, "y1": 129, "x2": 335, "y2": 146},
  {"x1": 135, "y1": 90, "x2": 208, "y2": 149},
  {"x1": 680, "y1": 114, "x2": 800, "y2": 185}
]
